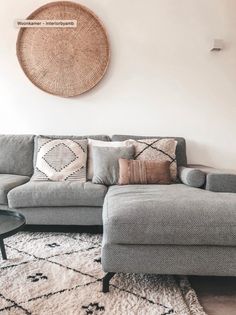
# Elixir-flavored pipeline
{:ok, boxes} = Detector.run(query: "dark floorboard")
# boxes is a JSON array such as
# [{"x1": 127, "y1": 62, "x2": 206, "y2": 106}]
[
  {"x1": 23, "y1": 225, "x2": 103, "y2": 234},
  {"x1": 189, "y1": 276, "x2": 236, "y2": 315}
]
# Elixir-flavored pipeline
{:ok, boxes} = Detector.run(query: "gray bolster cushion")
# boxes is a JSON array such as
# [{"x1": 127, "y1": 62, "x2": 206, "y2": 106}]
[
  {"x1": 178, "y1": 166, "x2": 206, "y2": 188},
  {"x1": 206, "y1": 173, "x2": 236, "y2": 193}
]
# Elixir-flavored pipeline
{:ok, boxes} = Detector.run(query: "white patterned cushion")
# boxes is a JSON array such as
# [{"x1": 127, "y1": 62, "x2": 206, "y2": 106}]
[
  {"x1": 32, "y1": 138, "x2": 87, "y2": 181},
  {"x1": 125, "y1": 138, "x2": 177, "y2": 181}
]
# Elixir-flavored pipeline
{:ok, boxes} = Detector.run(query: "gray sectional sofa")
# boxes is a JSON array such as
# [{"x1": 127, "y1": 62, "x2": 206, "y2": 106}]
[{"x1": 0, "y1": 134, "x2": 236, "y2": 293}]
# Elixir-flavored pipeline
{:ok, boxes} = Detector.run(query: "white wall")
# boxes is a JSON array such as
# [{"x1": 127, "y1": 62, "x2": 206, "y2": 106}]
[{"x1": 1, "y1": 0, "x2": 236, "y2": 169}]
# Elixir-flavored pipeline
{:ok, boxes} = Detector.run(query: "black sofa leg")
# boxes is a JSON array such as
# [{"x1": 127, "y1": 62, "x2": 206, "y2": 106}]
[{"x1": 102, "y1": 272, "x2": 115, "y2": 293}]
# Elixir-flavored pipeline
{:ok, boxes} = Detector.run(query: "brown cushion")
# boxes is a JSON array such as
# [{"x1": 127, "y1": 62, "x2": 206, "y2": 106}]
[{"x1": 118, "y1": 159, "x2": 171, "y2": 185}]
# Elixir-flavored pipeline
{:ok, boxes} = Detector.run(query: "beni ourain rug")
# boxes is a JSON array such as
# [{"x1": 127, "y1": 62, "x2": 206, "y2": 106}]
[{"x1": 0, "y1": 232, "x2": 207, "y2": 315}]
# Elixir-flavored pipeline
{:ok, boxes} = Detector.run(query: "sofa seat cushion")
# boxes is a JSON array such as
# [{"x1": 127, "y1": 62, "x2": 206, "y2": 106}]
[
  {"x1": 8, "y1": 181, "x2": 107, "y2": 208},
  {"x1": 103, "y1": 184, "x2": 236, "y2": 246},
  {"x1": 0, "y1": 174, "x2": 30, "y2": 205}
]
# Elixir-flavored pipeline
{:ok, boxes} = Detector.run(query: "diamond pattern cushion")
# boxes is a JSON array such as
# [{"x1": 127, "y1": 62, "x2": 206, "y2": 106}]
[
  {"x1": 125, "y1": 138, "x2": 177, "y2": 181},
  {"x1": 33, "y1": 134, "x2": 110, "y2": 166},
  {"x1": 32, "y1": 138, "x2": 87, "y2": 182}
]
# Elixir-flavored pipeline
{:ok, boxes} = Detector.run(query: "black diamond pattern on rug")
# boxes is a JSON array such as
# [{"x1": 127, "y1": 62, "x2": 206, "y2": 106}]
[{"x1": 0, "y1": 232, "x2": 206, "y2": 315}]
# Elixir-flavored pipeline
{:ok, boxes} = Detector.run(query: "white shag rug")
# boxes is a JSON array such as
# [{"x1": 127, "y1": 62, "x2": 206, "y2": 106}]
[{"x1": 0, "y1": 232, "x2": 207, "y2": 315}]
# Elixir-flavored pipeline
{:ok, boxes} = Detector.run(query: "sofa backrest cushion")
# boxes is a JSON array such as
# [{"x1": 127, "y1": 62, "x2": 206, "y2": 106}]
[
  {"x1": 37, "y1": 135, "x2": 110, "y2": 141},
  {"x1": 112, "y1": 135, "x2": 187, "y2": 167},
  {"x1": 0, "y1": 134, "x2": 34, "y2": 176}
]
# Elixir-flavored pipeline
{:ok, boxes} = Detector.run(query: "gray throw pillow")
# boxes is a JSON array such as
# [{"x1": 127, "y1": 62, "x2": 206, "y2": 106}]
[{"x1": 92, "y1": 146, "x2": 134, "y2": 185}]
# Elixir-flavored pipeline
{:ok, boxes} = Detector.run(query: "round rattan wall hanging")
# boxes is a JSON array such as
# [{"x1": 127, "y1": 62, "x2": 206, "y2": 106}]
[{"x1": 16, "y1": 1, "x2": 110, "y2": 97}]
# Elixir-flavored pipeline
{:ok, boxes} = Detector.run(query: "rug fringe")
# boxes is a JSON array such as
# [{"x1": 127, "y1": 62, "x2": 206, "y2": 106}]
[{"x1": 178, "y1": 276, "x2": 207, "y2": 315}]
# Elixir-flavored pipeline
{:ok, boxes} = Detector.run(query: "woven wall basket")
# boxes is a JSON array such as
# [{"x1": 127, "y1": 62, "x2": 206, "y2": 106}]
[{"x1": 16, "y1": 1, "x2": 110, "y2": 97}]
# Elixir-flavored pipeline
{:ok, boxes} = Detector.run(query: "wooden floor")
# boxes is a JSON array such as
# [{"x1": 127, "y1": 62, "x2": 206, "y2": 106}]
[{"x1": 189, "y1": 276, "x2": 236, "y2": 315}]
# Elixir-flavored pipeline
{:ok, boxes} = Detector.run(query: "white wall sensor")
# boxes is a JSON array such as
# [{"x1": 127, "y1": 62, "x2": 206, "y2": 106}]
[{"x1": 211, "y1": 39, "x2": 223, "y2": 51}]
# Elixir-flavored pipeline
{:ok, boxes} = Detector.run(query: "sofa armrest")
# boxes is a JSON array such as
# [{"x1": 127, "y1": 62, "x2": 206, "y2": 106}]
[
  {"x1": 178, "y1": 166, "x2": 206, "y2": 188},
  {"x1": 188, "y1": 164, "x2": 236, "y2": 193},
  {"x1": 206, "y1": 173, "x2": 236, "y2": 193}
]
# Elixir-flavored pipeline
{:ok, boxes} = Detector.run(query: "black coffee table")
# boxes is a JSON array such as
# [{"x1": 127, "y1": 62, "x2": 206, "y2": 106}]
[{"x1": 0, "y1": 210, "x2": 26, "y2": 260}]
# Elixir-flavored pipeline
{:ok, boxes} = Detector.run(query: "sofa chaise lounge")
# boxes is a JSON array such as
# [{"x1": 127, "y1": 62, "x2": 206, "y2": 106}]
[{"x1": 0, "y1": 134, "x2": 236, "y2": 293}]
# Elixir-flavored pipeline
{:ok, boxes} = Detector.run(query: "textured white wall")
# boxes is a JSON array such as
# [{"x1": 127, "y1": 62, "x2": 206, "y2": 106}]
[{"x1": 1, "y1": 0, "x2": 236, "y2": 169}]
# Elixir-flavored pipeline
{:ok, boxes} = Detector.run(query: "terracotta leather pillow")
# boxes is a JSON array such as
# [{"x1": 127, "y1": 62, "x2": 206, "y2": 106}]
[{"x1": 118, "y1": 159, "x2": 171, "y2": 185}]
